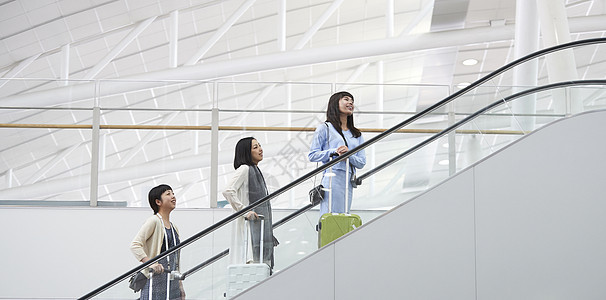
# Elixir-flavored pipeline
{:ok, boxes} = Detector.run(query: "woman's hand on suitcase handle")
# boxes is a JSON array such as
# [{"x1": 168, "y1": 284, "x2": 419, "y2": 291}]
[
  {"x1": 245, "y1": 212, "x2": 265, "y2": 220},
  {"x1": 141, "y1": 257, "x2": 165, "y2": 274},
  {"x1": 150, "y1": 262, "x2": 164, "y2": 274},
  {"x1": 245, "y1": 211, "x2": 258, "y2": 220}
]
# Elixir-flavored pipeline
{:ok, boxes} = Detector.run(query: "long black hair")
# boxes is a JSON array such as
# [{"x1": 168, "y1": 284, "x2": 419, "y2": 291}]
[
  {"x1": 233, "y1": 137, "x2": 256, "y2": 169},
  {"x1": 325, "y1": 91, "x2": 361, "y2": 138}
]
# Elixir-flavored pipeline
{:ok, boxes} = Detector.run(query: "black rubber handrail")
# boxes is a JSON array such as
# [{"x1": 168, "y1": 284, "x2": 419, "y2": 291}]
[{"x1": 79, "y1": 37, "x2": 606, "y2": 299}]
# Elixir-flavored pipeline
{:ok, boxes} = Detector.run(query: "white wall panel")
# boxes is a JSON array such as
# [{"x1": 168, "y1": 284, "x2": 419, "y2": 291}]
[
  {"x1": 235, "y1": 244, "x2": 336, "y2": 300},
  {"x1": 334, "y1": 169, "x2": 476, "y2": 300},
  {"x1": 0, "y1": 207, "x2": 231, "y2": 298},
  {"x1": 474, "y1": 110, "x2": 606, "y2": 299}
]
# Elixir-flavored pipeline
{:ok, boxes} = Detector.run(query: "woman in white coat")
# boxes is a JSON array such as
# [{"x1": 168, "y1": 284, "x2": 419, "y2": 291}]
[{"x1": 222, "y1": 137, "x2": 278, "y2": 273}]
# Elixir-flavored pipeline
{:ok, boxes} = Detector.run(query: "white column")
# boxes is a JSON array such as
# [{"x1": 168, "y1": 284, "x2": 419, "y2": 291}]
[
  {"x1": 210, "y1": 83, "x2": 219, "y2": 208},
  {"x1": 536, "y1": 0, "x2": 580, "y2": 114},
  {"x1": 89, "y1": 106, "x2": 101, "y2": 207},
  {"x1": 511, "y1": 0, "x2": 540, "y2": 131},
  {"x1": 100, "y1": 133, "x2": 107, "y2": 170}
]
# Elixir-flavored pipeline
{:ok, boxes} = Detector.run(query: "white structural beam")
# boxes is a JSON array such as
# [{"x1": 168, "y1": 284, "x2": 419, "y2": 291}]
[
  {"x1": 83, "y1": 16, "x2": 157, "y2": 80},
  {"x1": 184, "y1": 0, "x2": 257, "y2": 66},
  {"x1": 5, "y1": 169, "x2": 13, "y2": 188},
  {"x1": 292, "y1": 0, "x2": 345, "y2": 50},
  {"x1": 169, "y1": 10, "x2": 179, "y2": 68},
  {"x1": 278, "y1": 0, "x2": 287, "y2": 51},
  {"x1": 0, "y1": 53, "x2": 41, "y2": 89},
  {"x1": 386, "y1": 0, "x2": 394, "y2": 38},
  {"x1": 23, "y1": 143, "x2": 81, "y2": 185},
  {"x1": 60, "y1": 44, "x2": 70, "y2": 85},
  {"x1": 0, "y1": 15, "x2": 603, "y2": 108}
]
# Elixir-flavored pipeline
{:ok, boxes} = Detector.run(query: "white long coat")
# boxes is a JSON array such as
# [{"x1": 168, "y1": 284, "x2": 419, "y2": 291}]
[{"x1": 222, "y1": 165, "x2": 252, "y2": 264}]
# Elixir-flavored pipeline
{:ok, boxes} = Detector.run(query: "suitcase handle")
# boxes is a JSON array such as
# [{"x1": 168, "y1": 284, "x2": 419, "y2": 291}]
[{"x1": 244, "y1": 215, "x2": 265, "y2": 265}]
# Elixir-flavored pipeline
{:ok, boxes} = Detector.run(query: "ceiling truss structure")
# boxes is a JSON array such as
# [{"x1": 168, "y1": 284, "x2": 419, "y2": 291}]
[{"x1": 0, "y1": 0, "x2": 605, "y2": 208}]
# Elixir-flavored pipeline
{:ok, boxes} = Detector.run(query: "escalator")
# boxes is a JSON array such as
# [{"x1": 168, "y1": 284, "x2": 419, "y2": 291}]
[{"x1": 80, "y1": 37, "x2": 606, "y2": 299}]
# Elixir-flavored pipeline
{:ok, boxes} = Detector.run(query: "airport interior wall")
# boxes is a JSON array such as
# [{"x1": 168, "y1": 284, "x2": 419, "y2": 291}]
[{"x1": 2, "y1": 110, "x2": 606, "y2": 299}]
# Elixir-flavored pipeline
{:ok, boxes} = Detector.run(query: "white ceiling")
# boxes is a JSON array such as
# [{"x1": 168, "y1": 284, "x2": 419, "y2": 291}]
[{"x1": 0, "y1": 0, "x2": 605, "y2": 208}]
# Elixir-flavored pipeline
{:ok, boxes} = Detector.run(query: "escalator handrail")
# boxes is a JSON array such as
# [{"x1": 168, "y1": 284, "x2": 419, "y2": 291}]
[
  {"x1": 79, "y1": 37, "x2": 606, "y2": 299},
  {"x1": 357, "y1": 79, "x2": 606, "y2": 181}
]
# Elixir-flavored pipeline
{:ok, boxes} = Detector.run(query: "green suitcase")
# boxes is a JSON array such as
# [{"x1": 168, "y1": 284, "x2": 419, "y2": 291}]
[
  {"x1": 318, "y1": 212, "x2": 362, "y2": 247},
  {"x1": 317, "y1": 157, "x2": 362, "y2": 247}
]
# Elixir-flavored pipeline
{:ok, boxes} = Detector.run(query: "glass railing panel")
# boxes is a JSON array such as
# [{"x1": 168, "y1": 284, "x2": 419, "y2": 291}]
[
  {"x1": 0, "y1": 79, "x2": 99, "y2": 204},
  {"x1": 349, "y1": 129, "x2": 427, "y2": 210},
  {"x1": 96, "y1": 127, "x2": 213, "y2": 207},
  {"x1": 271, "y1": 209, "x2": 320, "y2": 271},
  {"x1": 353, "y1": 82, "x2": 606, "y2": 213},
  {"x1": 574, "y1": 85, "x2": 606, "y2": 113},
  {"x1": 95, "y1": 80, "x2": 214, "y2": 208},
  {"x1": 0, "y1": 126, "x2": 93, "y2": 202},
  {"x1": 178, "y1": 219, "x2": 232, "y2": 299},
  {"x1": 445, "y1": 84, "x2": 606, "y2": 173}
]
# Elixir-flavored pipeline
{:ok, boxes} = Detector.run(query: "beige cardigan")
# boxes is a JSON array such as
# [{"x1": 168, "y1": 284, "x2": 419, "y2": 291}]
[{"x1": 130, "y1": 214, "x2": 180, "y2": 277}]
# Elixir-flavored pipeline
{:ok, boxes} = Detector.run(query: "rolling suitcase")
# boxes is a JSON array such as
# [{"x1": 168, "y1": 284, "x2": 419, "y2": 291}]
[
  {"x1": 318, "y1": 157, "x2": 362, "y2": 248},
  {"x1": 225, "y1": 215, "x2": 270, "y2": 299}
]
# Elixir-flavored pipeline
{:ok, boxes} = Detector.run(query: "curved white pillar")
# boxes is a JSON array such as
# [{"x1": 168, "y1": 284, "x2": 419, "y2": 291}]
[
  {"x1": 511, "y1": 0, "x2": 540, "y2": 132},
  {"x1": 536, "y1": 0, "x2": 580, "y2": 114}
]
